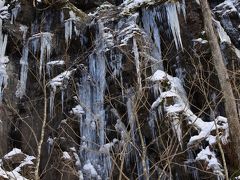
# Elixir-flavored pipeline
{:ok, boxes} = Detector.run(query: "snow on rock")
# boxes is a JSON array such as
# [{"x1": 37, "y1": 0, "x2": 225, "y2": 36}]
[
  {"x1": 83, "y1": 161, "x2": 98, "y2": 177},
  {"x1": 1, "y1": 148, "x2": 36, "y2": 180},
  {"x1": 196, "y1": 146, "x2": 224, "y2": 178},
  {"x1": 49, "y1": 69, "x2": 76, "y2": 118},
  {"x1": 99, "y1": 139, "x2": 119, "y2": 154},
  {"x1": 0, "y1": 0, "x2": 9, "y2": 20},
  {"x1": 121, "y1": 0, "x2": 154, "y2": 14},
  {"x1": 0, "y1": 166, "x2": 8, "y2": 179},
  {"x1": 192, "y1": 38, "x2": 208, "y2": 44},
  {"x1": 6, "y1": 170, "x2": 28, "y2": 180},
  {"x1": 49, "y1": 69, "x2": 76, "y2": 89},
  {"x1": 214, "y1": 0, "x2": 238, "y2": 16},
  {"x1": 46, "y1": 60, "x2": 65, "y2": 76},
  {"x1": 62, "y1": 151, "x2": 71, "y2": 160},
  {"x1": 47, "y1": 60, "x2": 65, "y2": 66},
  {"x1": 4, "y1": 148, "x2": 22, "y2": 159}
]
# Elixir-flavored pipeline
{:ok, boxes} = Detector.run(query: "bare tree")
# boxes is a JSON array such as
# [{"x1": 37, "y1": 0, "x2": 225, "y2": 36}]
[{"x1": 200, "y1": 0, "x2": 240, "y2": 169}]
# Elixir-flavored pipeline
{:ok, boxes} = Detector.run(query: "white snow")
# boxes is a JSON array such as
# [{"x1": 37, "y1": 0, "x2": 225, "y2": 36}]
[
  {"x1": 196, "y1": 146, "x2": 224, "y2": 177},
  {"x1": 121, "y1": 0, "x2": 153, "y2": 14},
  {"x1": 71, "y1": 104, "x2": 85, "y2": 116},
  {"x1": 83, "y1": 161, "x2": 98, "y2": 177},
  {"x1": 49, "y1": 69, "x2": 75, "y2": 89},
  {"x1": 99, "y1": 139, "x2": 118, "y2": 154},
  {"x1": 214, "y1": 0, "x2": 238, "y2": 16},
  {"x1": 62, "y1": 151, "x2": 71, "y2": 160},
  {"x1": 4, "y1": 148, "x2": 22, "y2": 159},
  {"x1": 47, "y1": 60, "x2": 65, "y2": 65},
  {"x1": 49, "y1": 69, "x2": 76, "y2": 118},
  {"x1": 192, "y1": 38, "x2": 208, "y2": 44},
  {"x1": 6, "y1": 170, "x2": 27, "y2": 180},
  {"x1": 0, "y1": 0, "x2": 9, "y2": 20},
  {"x1": 0, "y1": 167, "x2": 8, "y2": 179}
]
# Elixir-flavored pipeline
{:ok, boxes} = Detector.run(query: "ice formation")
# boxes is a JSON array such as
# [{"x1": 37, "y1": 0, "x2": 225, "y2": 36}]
[
  {"x1": 165, "y1": 2, "x2": 183, "y2": 50},
  {"x1": 49, "y1": 69, "x2": 76, "y2": 118},
  {"x1": 64, "y1": 10, "x2": 80, "y2": 44},
  {"x1": 16, "y1": 32, "x2": 52, "y2": 98},
  {"x1": 0, "y1": 1, "x2": 9, "y2": 104}
]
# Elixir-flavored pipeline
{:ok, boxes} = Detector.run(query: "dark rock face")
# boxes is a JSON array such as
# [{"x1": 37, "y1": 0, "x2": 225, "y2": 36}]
[{"x1": 0, "y1": 0, "x2": 239, "y2": 179}]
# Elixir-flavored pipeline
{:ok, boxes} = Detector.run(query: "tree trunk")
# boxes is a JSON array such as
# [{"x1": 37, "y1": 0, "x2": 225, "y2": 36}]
[{"x1": 200, "y1": 0, "x2": 240, "y2": 168}]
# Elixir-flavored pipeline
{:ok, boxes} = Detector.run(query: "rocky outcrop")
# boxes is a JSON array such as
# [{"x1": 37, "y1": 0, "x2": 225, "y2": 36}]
[{"x1": 0, "y1": 0, "x2": 239, "y2": 179}]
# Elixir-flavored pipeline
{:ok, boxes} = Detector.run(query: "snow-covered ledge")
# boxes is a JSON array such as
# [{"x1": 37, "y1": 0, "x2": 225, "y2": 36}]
[{"x1": 148, "y1": 70, "x2": 229, "y2": 177}]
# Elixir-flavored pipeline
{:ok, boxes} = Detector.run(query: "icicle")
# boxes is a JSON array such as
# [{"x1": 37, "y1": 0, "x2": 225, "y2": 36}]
[
  {"x1": 168, "y1": 112, "x2": 182, "y2": 148},
  {"x1": 165, "y1": 3, "x2": 183, "y2": 50},
  {"x1": 49, "y1": 86, "x2": 56, "y2": 118},
  {"x1": 39, "y1": 33, "x2": 52, "y2": 77},
  {"x1": 49, "y1": 69, "x2": 76, "y2": 118},
  {"x1": 47, "y1": 136, "x2": 53, "y2": 155},
  {"x1": 0, "y1": 2, "x2": 9, "y2": 103},
  {"x1": 15, "y1": 43, "x2": 29, "y2": 98},
  {"x1": 64, "y1": 11, "x2": 80, "y2": 44},
  {"x1": 11, "y1": 2, "x2": 20, "y2": 24},
  {"x1": 126, "y1": 92, "x2": 136, "y2": 142},
  {"x1": 132, "y1": 38, "x2": 142, "y2": 91},
  {"x1": 61, "y1": 89, "x2": 64, "y2": 112},
  {"x1": 65, "y1": 20, "x2": 72, "y2": 44}
]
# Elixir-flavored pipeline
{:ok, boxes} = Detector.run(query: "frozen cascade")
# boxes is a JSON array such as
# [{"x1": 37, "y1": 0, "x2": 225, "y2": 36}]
[
  {"x1": 15, "y1": 26, "x2": 29, "y2": 98},
  {"x1": 0, "y1": 1, "x2": 9, "y2": 103},
  {"x1": 132, "y1": 38, "x2": 142, "y2": 91},
  {"x1": 165, "y1": 3, "x2": 183, "y2": 50},
  {"x1": 77, "y1": 20, "x2": 109, "y2": 178},
  {"x1": 15, "y1": 43, "x2": 29, "y2": 98},
  {"x1": 0, "y1": 19, "x2": 8, "y2": 103},
  {"x1": 141, "y1": 7, "x2": 163, "y2": 72}
]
